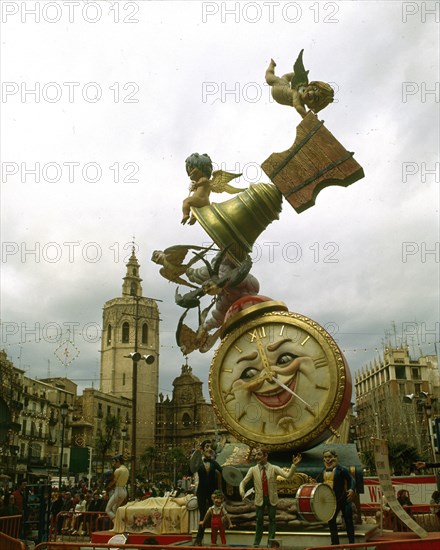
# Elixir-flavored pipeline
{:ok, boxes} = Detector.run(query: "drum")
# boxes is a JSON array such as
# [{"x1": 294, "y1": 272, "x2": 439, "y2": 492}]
[
  {"x1": 107, "y1": 533, "x2": 127, "y2": 549},
  {"x1": 296, "y1": 483, "x2": 336, "y2": 523},
  {"x1": 186, "y1": 496, "x2": 199, "y2": 510},
  {"x1": 222, "y1": 465, "x2": 243, "y2": 487},
  {"x1": 189, "y1": 450, "x2": 203, "y2": 473}
]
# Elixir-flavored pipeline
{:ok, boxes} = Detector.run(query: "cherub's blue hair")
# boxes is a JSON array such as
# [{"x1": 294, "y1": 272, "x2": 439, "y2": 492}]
[{"x1": 185, "y1": 153, "x2": 213, "y2": 178}]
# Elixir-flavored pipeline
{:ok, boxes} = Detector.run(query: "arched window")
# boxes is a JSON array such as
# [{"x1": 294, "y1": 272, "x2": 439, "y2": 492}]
[
  {"x1": 142, "y1": 323, "x2": 148, "y2": 344},
  {"x1": 182, "y1": 413, "x2": 192, "y2": 428},
  {"x1": 130, "y1": 282, "x2": 137, "y2": 296},
  {"x1": 122, "y1": 322, "x2": 130, "y2": 343},
  {"x1": 107, "y1": 324, "x2": 112, "y2": 344}
]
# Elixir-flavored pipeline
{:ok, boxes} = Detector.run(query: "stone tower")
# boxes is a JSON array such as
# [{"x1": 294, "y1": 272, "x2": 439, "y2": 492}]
[{"x1": 100, "y1": 248, "x2": 160, "y2": 452}]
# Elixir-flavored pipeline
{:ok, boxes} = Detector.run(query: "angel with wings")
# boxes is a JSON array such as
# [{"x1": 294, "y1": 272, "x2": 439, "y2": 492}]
[
  {"x1": 181, "y1": 152, "x2": 245, "y2": 225},
  {"x1": 265, "y1": 49, "x2": 334, "y2": 118},
  {"x1": 151, "y1": 244, "x2": 216, "y2": 288}
]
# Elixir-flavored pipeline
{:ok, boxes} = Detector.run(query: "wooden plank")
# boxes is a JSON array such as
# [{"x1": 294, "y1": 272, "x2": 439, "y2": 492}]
[{"x1": 261, "y1": 112, "x2": 365, "y2": 213}]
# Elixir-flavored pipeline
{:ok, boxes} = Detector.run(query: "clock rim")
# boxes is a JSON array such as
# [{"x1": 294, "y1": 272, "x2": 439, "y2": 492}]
[{"x1": 209, "y1": 310, "x2": 351, "y2": 451}]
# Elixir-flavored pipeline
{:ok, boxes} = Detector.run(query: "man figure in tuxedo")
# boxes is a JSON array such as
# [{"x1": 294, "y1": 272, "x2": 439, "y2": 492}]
[
  {"x1": 239, "y1": 447, "x2": 302, "y2": 547},
  {"x1": 316, "y1": 449, "x2": 356, "y2": 545},
  {"x1": 194, "y1": 440, "x2": 223, "y2": 545}
]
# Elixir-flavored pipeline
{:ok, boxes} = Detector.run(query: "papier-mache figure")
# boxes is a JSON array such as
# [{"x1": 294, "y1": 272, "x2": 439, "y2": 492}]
[
  {"x1": 265, "y1": 49, "x2": 334, "y2": 118},
  {"x1": 181, "y1": 152, "x2": 244, "y2": 225},
  {"x1": 199, "y1": 490, "x2": 232, "y2": 545}
]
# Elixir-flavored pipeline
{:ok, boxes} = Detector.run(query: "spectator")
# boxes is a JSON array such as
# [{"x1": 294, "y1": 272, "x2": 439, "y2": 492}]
[
  {"x1": 60, "y1": 491, "x2": 74, "y2": 533},
  {"x1": 70, "y1": 493, "x2": 88, "y2": 535},
  {"x1": 0, "y1": 496, "x2": 7, "y2": 517},
  {"x1": 4, "y1": 494, "x2": 20, "y2": 516},
  {"x1": 430, "y1": 490, "x2": 440, "y2": 518},
  {"x1": 51, "y1": 492, "x2": 64, "y2": 534},
  {"x1": 12, "y1": 481, "x2": 27, "y2": 514}
]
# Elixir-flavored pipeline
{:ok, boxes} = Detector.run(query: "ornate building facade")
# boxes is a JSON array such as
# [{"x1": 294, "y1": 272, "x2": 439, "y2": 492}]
[
  {"x1": 156, "y1": 361, "x2": 226, "y2": 457},
  {"x1": 355, "y1": 346, "x2": 439, "y2": 459}
]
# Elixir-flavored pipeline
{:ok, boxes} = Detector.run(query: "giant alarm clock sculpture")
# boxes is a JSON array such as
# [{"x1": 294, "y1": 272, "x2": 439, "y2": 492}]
[{"x1": 209, "y1": 296, "x2": 352, "y2": 452}]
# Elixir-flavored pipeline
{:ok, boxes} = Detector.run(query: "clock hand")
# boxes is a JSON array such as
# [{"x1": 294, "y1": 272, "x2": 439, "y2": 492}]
[
  {"x1": 255, "y1": 335, "x2": 312, "y2": 408},
  {"x1": 269, "y1": 376, "x2": 312, "y2": 409},
  {"x1": 255, "y1": 335, "x2": 272, "y2": 375}
]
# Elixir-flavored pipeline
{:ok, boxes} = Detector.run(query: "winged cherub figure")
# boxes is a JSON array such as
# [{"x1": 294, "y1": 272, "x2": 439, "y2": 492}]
[
  {"x1": 265, "y1": 49, "x2": 334, "y2": 118},
  {"x1": 181, "y1": 152, "x2": 245, "y2": 225},
  {"x1": 151, "y1": 244, "x2": 215, "y2": 289}
]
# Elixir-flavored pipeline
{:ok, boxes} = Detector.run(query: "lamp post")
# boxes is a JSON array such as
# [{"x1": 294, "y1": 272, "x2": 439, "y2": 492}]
[
  {"x1": 121, "y1": 424, "x2": 128, "y2": 457},
  {"x1": 422, "y1": 394, "x2": 437, "y2": 462},
  {"x1": 58, "y1": 402, "x2": 69, "y2": 490},
  {"x1": 404, "y1": 392, "x2": 438, "y2": 461}
]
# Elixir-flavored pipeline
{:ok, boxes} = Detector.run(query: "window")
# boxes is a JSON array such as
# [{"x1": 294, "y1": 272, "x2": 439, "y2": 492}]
[
  {"x1": 31, "y1": 443, "x2": 41, "y2": 459},
  {"x1": 107, "y1": 324, "x2": 112, "y2": 344},
  {"x1": 142, "y1": 323, "x2": 148, "y2": 344},
  {"x1": 182, "y1": 413, "x2": 191, "y2": 428},
  {"x1": 411, "y1": 367, "x2": 421, "y2": 380},
  {"x1": 395, "y1": 366, "x2": 406, "y2": 380},
  {"x1": 122, "y1": 322, "x2": 130, "y2": 343},
  {"x1": 122, "y1": 373, "x2": 126, "y2": 386}
]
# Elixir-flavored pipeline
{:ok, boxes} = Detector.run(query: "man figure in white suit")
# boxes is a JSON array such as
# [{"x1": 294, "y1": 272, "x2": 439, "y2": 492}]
[{"x1": 239, "y1": 447, "x2": 302, "y2": 547}]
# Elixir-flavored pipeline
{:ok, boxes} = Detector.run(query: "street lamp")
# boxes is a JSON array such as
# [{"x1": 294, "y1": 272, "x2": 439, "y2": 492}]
[
  {"x1": 126, "y1": 350, "x2": 155, "y2": 500},
  {"x1": 58, "y1": 401, "x2": 69, "y2": 490},
  {"x1": 121, "y1": 424, "x2": 128, "y2": 457},
  {"x1": 421, "y1": 393, "x2": 437, "y2": 462},
  {"x1": 404, "y1": 392, "x2": 438, "y2": 462}
]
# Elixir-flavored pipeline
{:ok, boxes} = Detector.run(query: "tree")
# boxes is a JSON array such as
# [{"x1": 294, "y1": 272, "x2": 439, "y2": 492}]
[
  {"x1": 388, "y1": 442, "x2": 420, "y2": 476},
  {"x1": 360, "y1": 442, "x2": 420, "y2": 476},
  {"x1": 140, "y1": 445, "x2": 159, "y2": 482},
  {"x1": 95, "y1": 413, "x2": 120, "y2": 474}
]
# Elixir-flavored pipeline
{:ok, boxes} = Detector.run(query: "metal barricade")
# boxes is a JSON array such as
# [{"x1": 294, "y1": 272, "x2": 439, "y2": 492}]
[
  {"x1": 305, "y1": 537, "x2": 440, "y2": 550},
  {"x1": 0, "y1": 514, "x2": 23, "y2": 539},
  {"x1": 0, "y1": 532, "x2": 25, "y2": 550}
]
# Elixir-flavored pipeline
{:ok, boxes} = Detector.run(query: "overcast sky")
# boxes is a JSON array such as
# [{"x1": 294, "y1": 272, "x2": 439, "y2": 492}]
[{"x1": 1, "y1": 0, "x2": 439, "y2": 401}]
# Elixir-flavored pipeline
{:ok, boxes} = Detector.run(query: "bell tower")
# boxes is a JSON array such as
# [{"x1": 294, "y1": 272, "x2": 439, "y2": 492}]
[{"x1": 100, "y1": 247, "x2": 160, "y2": 450}]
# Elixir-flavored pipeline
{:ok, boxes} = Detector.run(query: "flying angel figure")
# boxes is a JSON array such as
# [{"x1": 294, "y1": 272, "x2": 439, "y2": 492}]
[
  {"x1": 151, "y1": 244, "x2": 216, "y2": 289},
  {"x1": 181, "y1": 152, "x2": 245, "y2": 225},
  {"x1": 265, "y1": 49, "x2": 334, "y2": 118}
]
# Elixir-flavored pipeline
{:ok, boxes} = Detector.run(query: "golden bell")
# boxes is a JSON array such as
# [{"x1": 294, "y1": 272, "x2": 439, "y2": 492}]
[{"x1": 191, "y1": 183, "x2": 283, "y2": 265}]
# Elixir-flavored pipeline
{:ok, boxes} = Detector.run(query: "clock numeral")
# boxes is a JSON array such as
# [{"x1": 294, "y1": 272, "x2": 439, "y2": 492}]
[
  {"x1": 233, "y1": 344, "x2": 243, "y2": 353},
  {"x1": 313, "y1": 356, "x2": 328, "y2": 369},
  {"x1": 279, "y1": 325, "x2": 285, "y2": 337},
  {"x1": 224, "y1": 393, "x2": 235, "y2": 404},
  {"x1": 300, "y1": 335, "x2": 311, "y2": 346},
  {"x1": 222, "y1": 368, "x2": 233, "y2": 373},
  {"x1": 315, "y1": 383, "x2": 329, "y2": 390},
  {"x1": 247, "y1": 326, "x2": 266, "y2": 342}
]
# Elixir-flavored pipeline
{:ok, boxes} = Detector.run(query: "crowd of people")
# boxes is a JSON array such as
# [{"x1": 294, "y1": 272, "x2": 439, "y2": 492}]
[{"x1": 1, "y1": 452, "x2": 440, "y2": 545}]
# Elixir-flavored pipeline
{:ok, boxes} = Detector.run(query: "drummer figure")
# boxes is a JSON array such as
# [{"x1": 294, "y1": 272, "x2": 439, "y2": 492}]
[
  {"x1": 239, "y1": 447, "x2": 302, "y2": 547},
  {"x1": 316, "y1": 449, "x2": 356, "y2": 545},
  {"x1": 193, "y1": 440, "x2": 223, "y2": 546}
]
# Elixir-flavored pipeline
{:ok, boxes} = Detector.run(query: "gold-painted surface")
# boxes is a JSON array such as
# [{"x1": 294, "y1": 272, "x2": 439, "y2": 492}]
[
  {"x1": 191, "y1": 183, "x2": 282, "y2": 265},
  {"x1": 209, "y1": 310, "x2": 351, "y2": 451}
]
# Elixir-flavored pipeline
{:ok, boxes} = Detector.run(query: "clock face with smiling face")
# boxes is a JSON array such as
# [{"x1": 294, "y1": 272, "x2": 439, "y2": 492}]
[{"x1": 209, "y1": 309, "x2": 351, "y2": 451}]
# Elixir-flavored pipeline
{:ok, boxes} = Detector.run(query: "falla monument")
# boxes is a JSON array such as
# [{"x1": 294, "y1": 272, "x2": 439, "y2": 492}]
[{"x1": 151, "y1": 49, "x2": 366, "y2": 545}]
